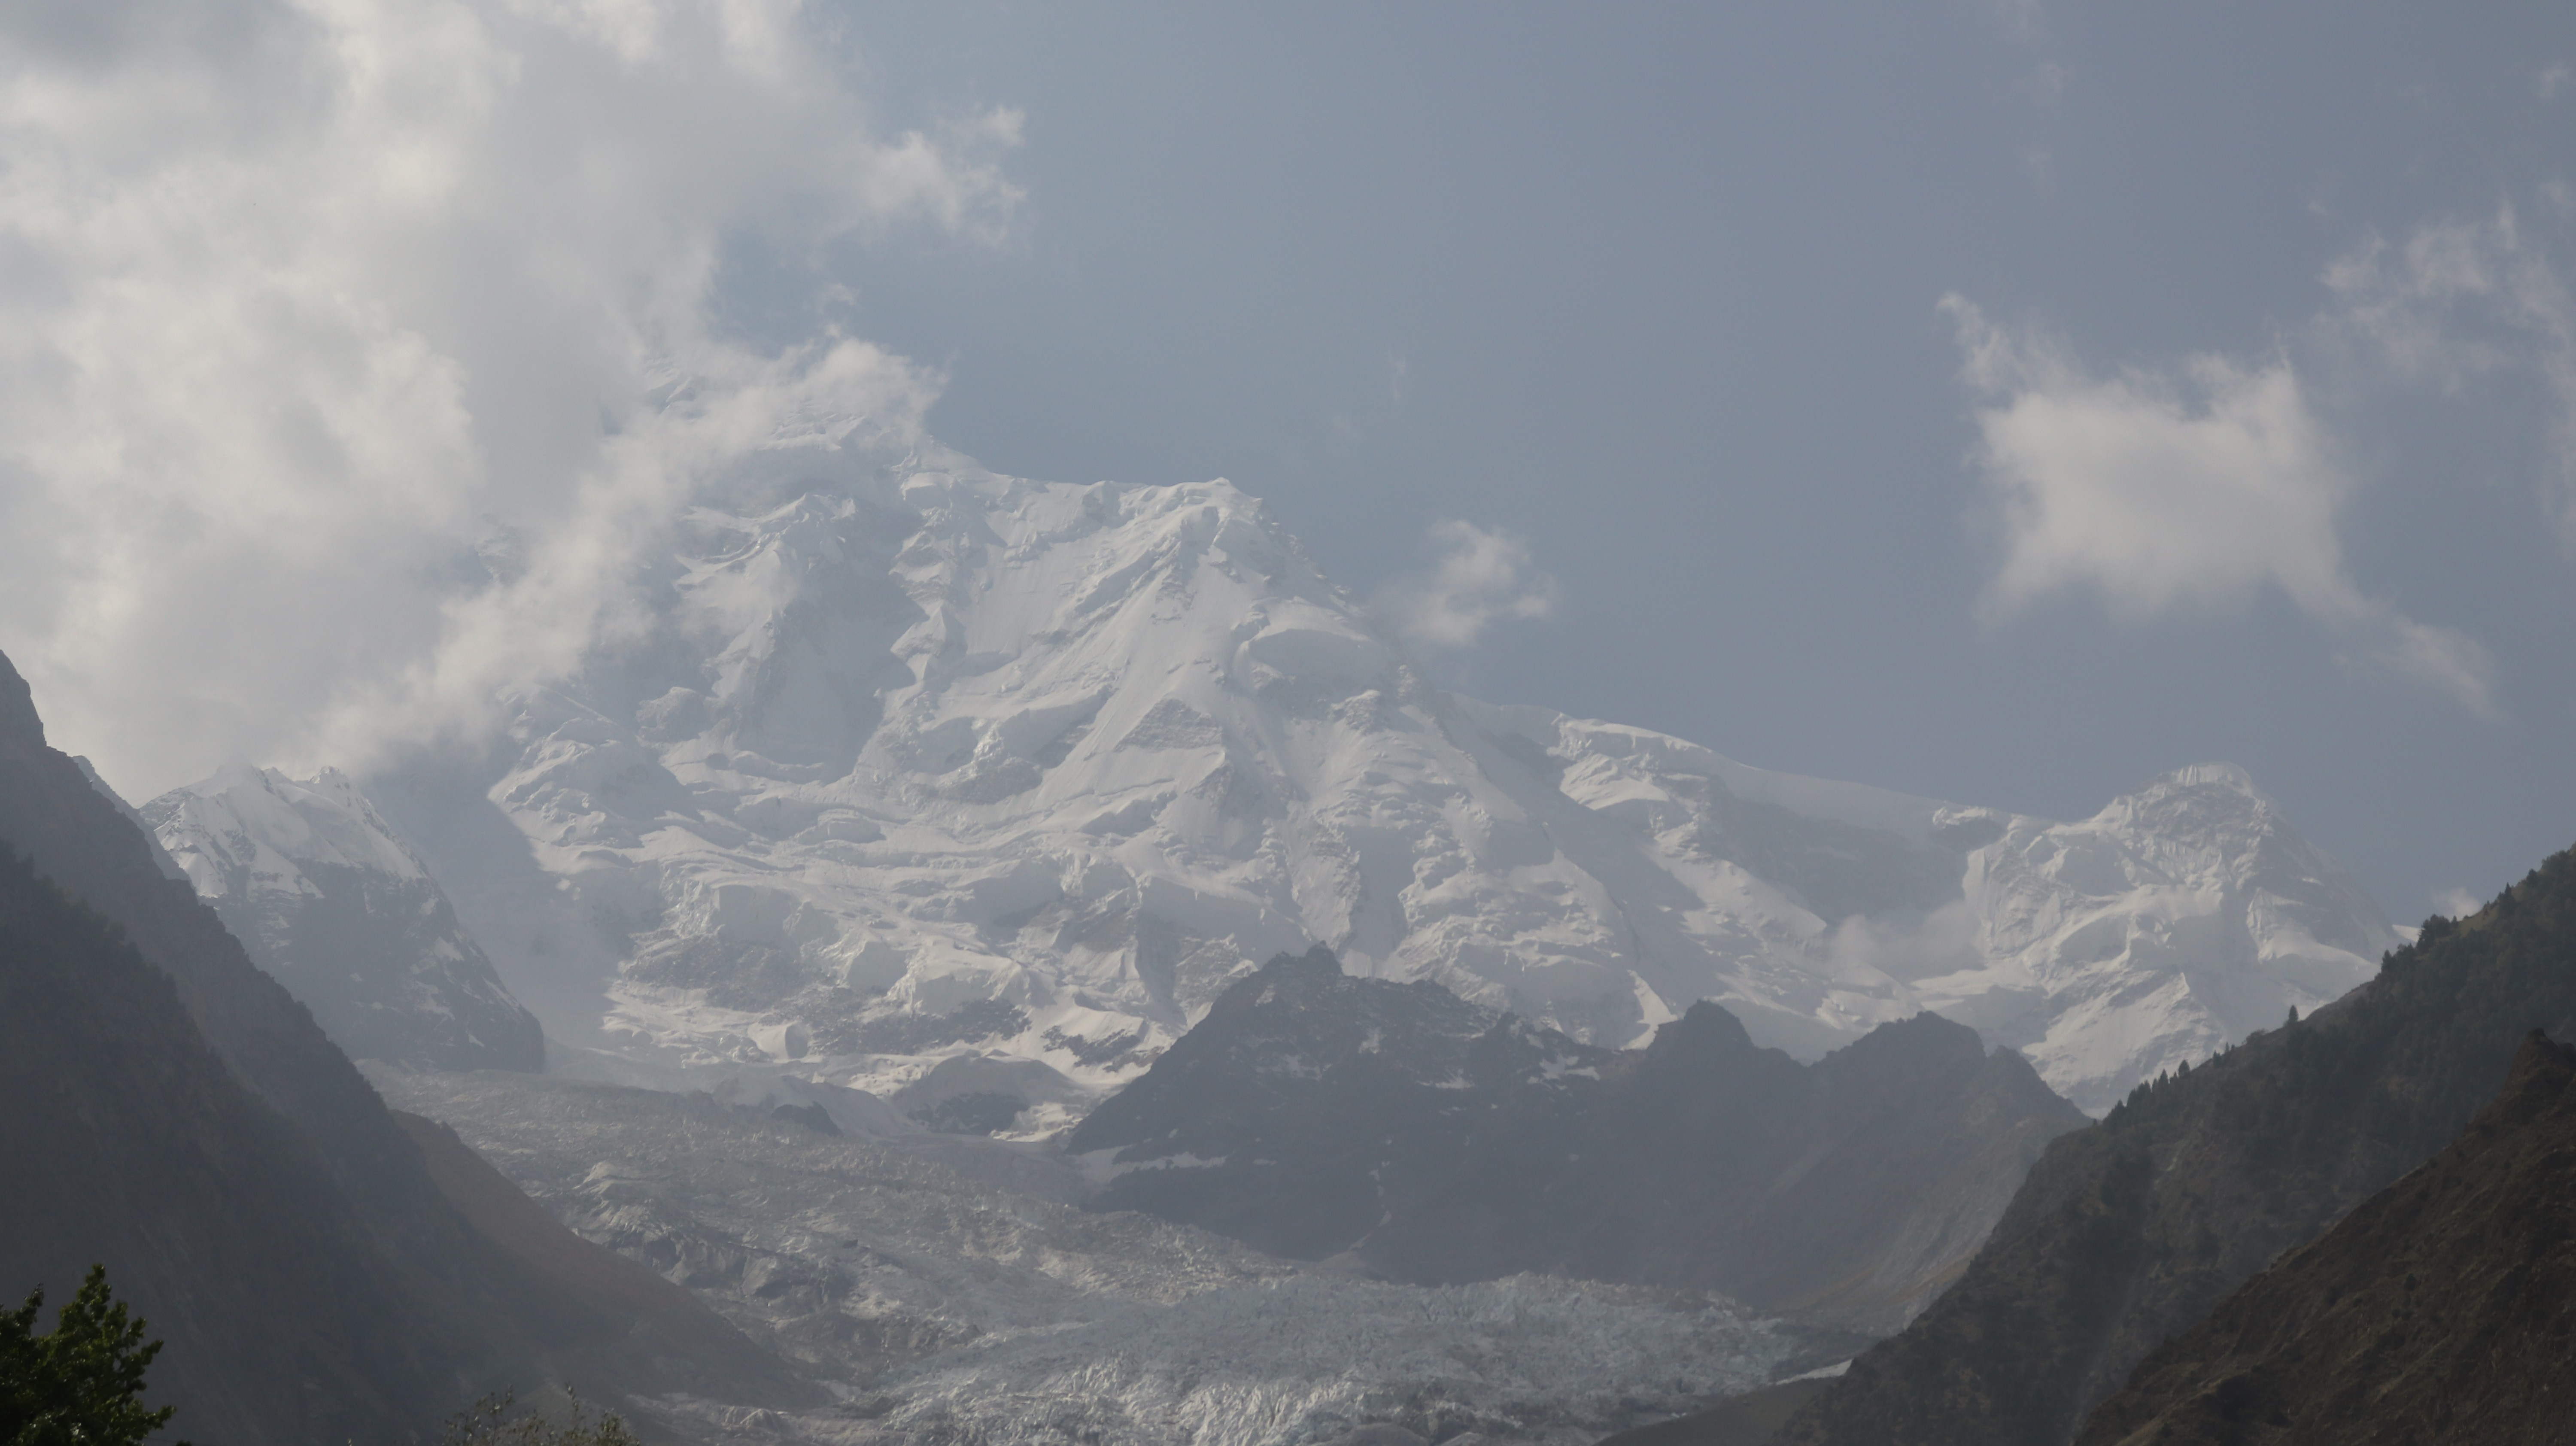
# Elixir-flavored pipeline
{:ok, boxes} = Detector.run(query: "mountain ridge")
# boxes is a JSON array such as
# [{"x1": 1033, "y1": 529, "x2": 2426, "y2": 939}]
[
  {"x1": 1067, "y1": 947, "x2": 2086, "y2": 1332},
  {"x1": 349, "y1": 460, "x2": 2397, "y2": 1121},
  {"x1": 1775, "y1": 841, "x2": 2576, "y2": 1446},
  {"x1": 2068, "y1": 1028, "x2": 2576, "y2": 1446},
  {"x1": 0, "y1": 646, "x2": 813, "y2": 1442}
]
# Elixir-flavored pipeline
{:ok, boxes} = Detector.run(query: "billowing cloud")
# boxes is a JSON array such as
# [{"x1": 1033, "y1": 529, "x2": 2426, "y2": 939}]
[
  {"x1": 0, "y1": 0, "x2": 1020, "y2": 795},
  {"x1": 1945, "y1": 296, "x2": 2499, "y2": 716},
  {"x1": 1376, "y1": 519, "x2": 1563, "y2": 653}
]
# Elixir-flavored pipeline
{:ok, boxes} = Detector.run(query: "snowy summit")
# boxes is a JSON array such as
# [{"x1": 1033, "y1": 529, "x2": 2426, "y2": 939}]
[{"x1": 274, "y1": 452, "x2": 2399, "y2": 1118}]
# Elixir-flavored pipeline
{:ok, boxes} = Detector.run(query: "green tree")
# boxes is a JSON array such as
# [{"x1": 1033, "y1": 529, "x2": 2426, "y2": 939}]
[{"x1": 0, "y1": 1265, "x2": 185, "y2": 1446}]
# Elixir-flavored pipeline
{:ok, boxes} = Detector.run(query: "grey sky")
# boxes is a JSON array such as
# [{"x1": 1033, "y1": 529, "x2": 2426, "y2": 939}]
[
  {"x1": 0, "y1": 1, "x2": 2569, "y2": 927},
  {"x1": 800, "y1": 3, "x2": 2576, "y2": 923}
]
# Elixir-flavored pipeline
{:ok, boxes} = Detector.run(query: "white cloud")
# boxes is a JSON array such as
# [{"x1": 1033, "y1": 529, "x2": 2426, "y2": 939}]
[
  {"x1": 2433, "y1": 885, "x2": 2484, "y2": 919},
  {"x1": 1376, "y1": 519, "x2": 1562, "y2": 653},
  {"x1": 2320, "y1": 204, "x2": 2576, "y2": 549},
  {"x1": 1945, "y1": 296, "x2": 2499, "y2": 716},
  {"x1": 1989, "y1": 0, "x2": 2046, "y2": 46},
  {"x1": 0, "y1": 0, "x2": 1019, "y2": 795}
]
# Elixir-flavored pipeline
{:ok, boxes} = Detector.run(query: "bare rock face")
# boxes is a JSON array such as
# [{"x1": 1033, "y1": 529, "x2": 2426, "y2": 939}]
[
  {"x1": 1068, "y1": 948, "x2": 2087, "y2": 1332},
  {"x1": 2073, "y1": 1030, "x2": 2576, "y2": 1446},
  {"x1": 1776, "y1": 846, "x2": 2576, "y2": 1446},
  {"x1": 146, "y1": 764, "x2": 544, "y2": 1071}
]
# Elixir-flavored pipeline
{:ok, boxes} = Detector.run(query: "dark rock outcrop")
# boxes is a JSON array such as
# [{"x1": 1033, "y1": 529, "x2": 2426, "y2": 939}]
[
  {"x1": 2072, "y1": 1030, "x2": 2576, "y2": 1446},
  {"x1": 1070, "y1": 946, "x2": 2086, "y2": 1330},
  {"x1": 1777, "y1": 848, "x2": 2576, "y2": 1446}
]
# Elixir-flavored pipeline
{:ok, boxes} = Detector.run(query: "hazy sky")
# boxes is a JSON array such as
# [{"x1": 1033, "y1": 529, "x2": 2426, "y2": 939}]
[{"x1": 3, "y1": 1, "x2": 2571, "y2": 923}]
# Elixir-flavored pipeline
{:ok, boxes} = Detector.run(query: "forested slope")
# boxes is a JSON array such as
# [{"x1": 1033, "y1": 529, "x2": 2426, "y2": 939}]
[{"x1": 1779, "y1": 844, "x2": 2576, "y2": 1446}]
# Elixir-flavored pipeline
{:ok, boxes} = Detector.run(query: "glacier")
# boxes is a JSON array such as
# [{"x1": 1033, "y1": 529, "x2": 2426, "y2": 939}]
[
  {"x1": 312, "y1": 449, "x2": 2402, "y2": 1117},
  {"x1": 371, "y1": 1063, "x2": 1811, "y2": 1445}
]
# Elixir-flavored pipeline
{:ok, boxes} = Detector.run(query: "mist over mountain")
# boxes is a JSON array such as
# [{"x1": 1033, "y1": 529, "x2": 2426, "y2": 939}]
[
  {"x1": 146, "y1": 763, "x2": 544, "y2": 1071},
  {"x1": 343, "y1": 456, "x2": 2396, "y2": 1124},
  {"x1": 1069, "y1": 947, "x2": 2083, "y2": 1334},
  {"x1": 1776, "y1": 843, "x2": 2576, "y2": 1446},
  {"x1": 9, "y1": 9, "x2": 2576, "y2": 1446}
]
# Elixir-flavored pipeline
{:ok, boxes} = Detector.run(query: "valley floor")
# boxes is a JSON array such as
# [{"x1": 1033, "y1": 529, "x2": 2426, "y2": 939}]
[{"x1": 374, "y1": 1068, "x2": 1846, "y2": 1446}]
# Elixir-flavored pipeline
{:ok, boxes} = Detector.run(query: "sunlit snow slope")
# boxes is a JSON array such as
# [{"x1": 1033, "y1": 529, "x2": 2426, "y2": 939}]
[{"x1": 368, "y1": 456, "x2": 2398, "y2": 1116}]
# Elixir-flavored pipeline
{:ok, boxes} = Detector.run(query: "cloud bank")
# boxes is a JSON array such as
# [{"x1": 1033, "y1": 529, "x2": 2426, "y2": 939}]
[
  {"x1": 1945, "y1": 296, "x2": 2500, "y2": 717},
  {"x1": 1377, "y1": 519, "x2": 1563, "y2": 653},
  {"x1": 0, "y1": 0, "x2": 1020, "y2": 795}
]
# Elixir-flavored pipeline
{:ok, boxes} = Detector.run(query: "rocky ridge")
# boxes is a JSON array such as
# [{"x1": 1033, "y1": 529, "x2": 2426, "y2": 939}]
[{"x1": 1070, "y1": 947, "x2": 2085, "y2": 1332}]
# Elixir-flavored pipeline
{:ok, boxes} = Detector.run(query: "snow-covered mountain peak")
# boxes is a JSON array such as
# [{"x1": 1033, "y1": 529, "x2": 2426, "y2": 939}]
[
  {"x1": 160, "y1": 763, "x2": 431, "y2": 898},
  {"x1": 343, "y1": 455, "x2": 2399, "y2": 1121},
  {"x1": 147, "y1": 766, "x2": 543, "y2": 1071},
  {"x1": 2158, "y1": 761, "x2": 2263, "y2": 796}
]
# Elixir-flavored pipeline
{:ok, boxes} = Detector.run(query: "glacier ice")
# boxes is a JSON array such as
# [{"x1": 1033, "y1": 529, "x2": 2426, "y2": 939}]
[{"x1": 372, "y1": 1065, "x2": 1807, "y2": 1445}]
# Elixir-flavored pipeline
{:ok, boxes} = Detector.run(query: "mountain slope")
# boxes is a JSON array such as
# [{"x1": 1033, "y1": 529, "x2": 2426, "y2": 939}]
[
  {"x1": 2069, "y1": 1029, "x2": 2576, "y2": 1446},
  {"x1": 0, "y1": 647, "x2": 809, "y2": 1441},
  {"x1": 0, "y1": 844, "x2": 469, "y2": 1443},
  {"x1": 1067, "y1": 947, "x2": 2086, "y2": 1331},
  {"x1": 146, "y1": 763, "x2": 543, "y2": 1070},
  {"x1": 1775, "y1": 844, "x2": 2576, "y2": 1446},
  {"x1": 371, "y1": 460, "x2": 2397, "y2": 1118}
]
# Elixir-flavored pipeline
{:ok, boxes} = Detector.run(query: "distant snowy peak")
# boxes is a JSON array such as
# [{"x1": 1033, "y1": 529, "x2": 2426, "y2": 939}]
[
  {"x1": 147, "y1": 765, "x2": 543, "y2": 1071},
  {"x1": 1938, "y1": 762, "x2": 2400, "y2": 1111},
  {"x1": 365, "y1": 458, "x2": 2395, "y2": 1118}
]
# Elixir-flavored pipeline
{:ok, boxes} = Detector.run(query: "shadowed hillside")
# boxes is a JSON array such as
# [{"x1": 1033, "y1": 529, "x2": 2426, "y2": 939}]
[
  {"x1": 0, "y1": 649, "x2": 813, "y2": 1441},
  {"x1": 1072, "y1": 947, "x2": 2085, "y2": 1331},
  {"x1": 2072, "y1": 1030, "x2": 2576, "y2": 1446},
  {"x1": 1777, "y1": 845, "x2": 2576, "y2": 1446}
]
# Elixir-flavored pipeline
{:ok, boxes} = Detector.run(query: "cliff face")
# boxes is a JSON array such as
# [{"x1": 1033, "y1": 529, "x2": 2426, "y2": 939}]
[
  {"x1": 2073, "y1": 1030, "x2": 2576, "y2": 1446},
  {"x1": 1777, "y1": 846, "x2": 2576, "y2": 1446},
  {"x1": 1069, "y1": 948, "x2": 2085, "y2": 1331}
]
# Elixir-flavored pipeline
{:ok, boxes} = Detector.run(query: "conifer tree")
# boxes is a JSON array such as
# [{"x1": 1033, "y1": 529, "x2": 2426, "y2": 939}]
[{"x1": 0, "y1": 1265, "x2": 184, "y2": 1446}]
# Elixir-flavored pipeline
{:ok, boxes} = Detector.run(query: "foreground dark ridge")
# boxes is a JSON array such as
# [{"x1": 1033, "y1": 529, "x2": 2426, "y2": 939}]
[
  {"x1": 1777, "y1": 844, "x2": 2576, "y2": 1446},
  {"x1": 0, "y1": 649, "x2": 812, "y2": 1441},
  {"x1": 1071, "y1": 947, "x2": 2085, "y2": 1331},
  {"x1": 2072, "y1": 1029, "x2": 2576, "y2": 1446}
]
